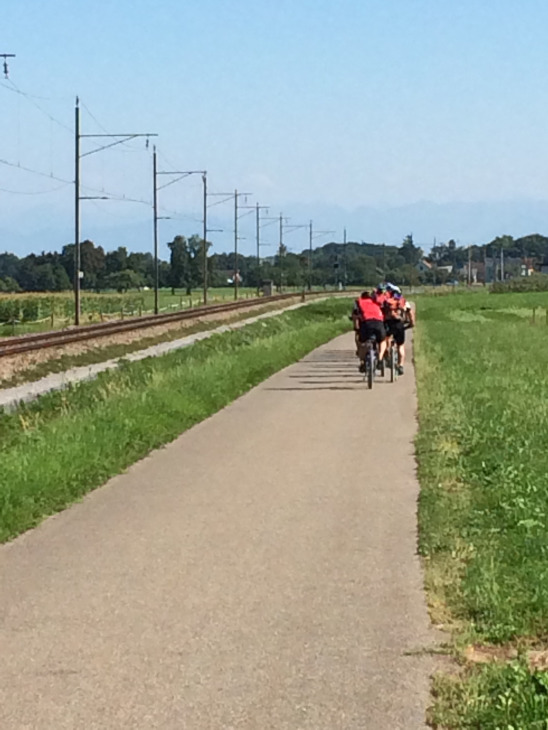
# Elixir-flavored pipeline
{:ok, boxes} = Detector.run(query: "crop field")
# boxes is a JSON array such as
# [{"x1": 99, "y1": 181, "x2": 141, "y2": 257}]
[
  {"x1": 414, "y1": 290, "x2": 548, "y2": 727},
  {"x1": 0, "y1": 287, "x2": 304, "y2": 336}
]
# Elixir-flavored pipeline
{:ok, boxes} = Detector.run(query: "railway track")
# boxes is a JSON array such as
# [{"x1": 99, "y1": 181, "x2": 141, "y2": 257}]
[{"x1": 0, "y1": 293, "x2": 304, "y2": 358}]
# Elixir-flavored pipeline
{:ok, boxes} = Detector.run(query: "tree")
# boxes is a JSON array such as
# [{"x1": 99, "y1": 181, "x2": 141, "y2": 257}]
[
  {"x1": 17, "y1": 255, "x2": 41, "y2": 291},
  {"x1": 127, "y1": 252, "x2": 155, "y2": 287},
  {"x1": 53, "y1": 264, "x2": 71, "y2": 291},
  {"x1": 399, "y1": 234, "x2": 423, "y2": 266},
  {"x1": 0, "y1": 252, "x2": 20, "y2": 280},
  {"x1": 34, "y1": 264, "x2": 57, "y2": 291},
  {"x1": 105, "y1": 269, "x2": 144, "y2": 293},
  {"x1": 60, "y1": 240, "x2": 106, "y2": 290},
  {"x1": 167, "y1": 235, "x2": 206, "y2": 294},
  {"x1": 0, "y1": 276, "x2": 21, "y2": 292},
  {"x1": 168, "y1": 235, "x2": 189, "y2": 294},
  {"x1": 105, "y1": 246, "x2": 128, "y2": 276}
]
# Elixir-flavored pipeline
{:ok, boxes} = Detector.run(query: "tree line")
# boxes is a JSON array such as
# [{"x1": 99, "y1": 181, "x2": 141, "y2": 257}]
[{"x1": 1, "y1": 232, "x2": 547, "y2": 293}]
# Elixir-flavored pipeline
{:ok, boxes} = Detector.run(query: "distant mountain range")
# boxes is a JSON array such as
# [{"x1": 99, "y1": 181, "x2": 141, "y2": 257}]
[{"x1": 3, "y1": 198, "x2": 548, "y2": 257}]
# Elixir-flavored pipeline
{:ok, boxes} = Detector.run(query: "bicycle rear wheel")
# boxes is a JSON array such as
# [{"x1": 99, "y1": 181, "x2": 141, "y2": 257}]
[
  {"x1": 389, "y1": 341, "x2": 397, "y2": 382},
  {"x1": 367, "y1": 344, "x2": 375, "y2": 389}
]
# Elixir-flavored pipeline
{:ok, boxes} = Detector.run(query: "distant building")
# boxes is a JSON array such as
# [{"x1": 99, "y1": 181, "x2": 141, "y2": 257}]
[
  {"x1": 457, "y1": 264, "x2": 479, "y2": 284},
  {"x1": 415, "y1": 259, "x2": 433, "y2": 273},
  {"x1": 521, "y1": 258, "x2": 535, "y2": 276}
]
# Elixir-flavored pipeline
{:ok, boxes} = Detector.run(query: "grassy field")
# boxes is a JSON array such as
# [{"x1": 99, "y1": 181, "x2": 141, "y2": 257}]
[
  {"x1": 0, "y1": 298, "x2": 351, "y2": 543},
  {"x1": 414, "y1": 289, "x2": 548, "y2": 727}
]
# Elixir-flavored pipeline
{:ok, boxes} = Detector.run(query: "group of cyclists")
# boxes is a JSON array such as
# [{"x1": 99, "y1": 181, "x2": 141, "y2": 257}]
[{"x1": 350, "y1": 282, "x2": 415, "y2": 376}]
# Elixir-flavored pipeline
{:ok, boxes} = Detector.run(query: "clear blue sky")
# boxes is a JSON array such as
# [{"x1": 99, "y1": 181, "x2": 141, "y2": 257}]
[{"x1": 2, "y1": 0, "x2": 548, "y2": 254}]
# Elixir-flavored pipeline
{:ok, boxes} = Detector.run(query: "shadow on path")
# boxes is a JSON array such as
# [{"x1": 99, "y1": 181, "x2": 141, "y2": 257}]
[{"x1": 265, "y1": 347, "x2": 394, "y2": 392}]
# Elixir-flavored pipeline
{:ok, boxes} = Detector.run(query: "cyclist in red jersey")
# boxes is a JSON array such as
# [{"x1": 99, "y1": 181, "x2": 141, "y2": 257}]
[
  {"x1": 382, "y1": 289, "x2": 415, "y2": 374},
  {"x1": 356, "y1": 290, "x2": 387, "y2": 371},
  {"x1": 373, "y1": 283, "x2": 389, "y2": 308}
]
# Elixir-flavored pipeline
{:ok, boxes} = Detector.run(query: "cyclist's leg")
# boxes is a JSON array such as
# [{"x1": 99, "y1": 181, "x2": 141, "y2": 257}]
[
  {"x1": 357, "y1": 321, "x2": 367, "y2": 371},
  {"x1": 384, "y1": 320, "x2": 394, "y2": 362},
  {"x1": 352, "y1": 315, "x2": 361, "y2": 355},
  {"x1": 377, "y1": 322, "x2": 387, "y2": 362},
  {"x1": 393, "y1": 322, "x2": 406, "y2": 372}
]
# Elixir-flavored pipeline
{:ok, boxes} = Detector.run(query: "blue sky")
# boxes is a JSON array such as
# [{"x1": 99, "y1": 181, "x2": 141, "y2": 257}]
[{"x1": 2, "y1": 0, "x2": 548, "y2": 255}]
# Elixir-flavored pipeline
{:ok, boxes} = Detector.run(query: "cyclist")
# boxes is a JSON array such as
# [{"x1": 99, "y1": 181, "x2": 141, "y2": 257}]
[
  {"x1": 356, "y1": 290, "x2": 387, "y2": 372},
  {"x1": 350, "y1": 297, "x2": 361, "y2": 354},
  {"x1": 382, "y1": 288, "x2": 415, "y2": 375},
  {"x1": 373, "y1": 282, "x2": 389, "y2": 308}
]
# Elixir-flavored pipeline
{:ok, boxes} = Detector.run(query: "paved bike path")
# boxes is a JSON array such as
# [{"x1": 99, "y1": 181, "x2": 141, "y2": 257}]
[{"x1": 0, "y1": 332, "x2": 437, "y2": 729}]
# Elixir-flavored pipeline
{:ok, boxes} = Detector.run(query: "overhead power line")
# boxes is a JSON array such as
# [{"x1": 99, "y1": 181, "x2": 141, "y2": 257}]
[
  {"x1": 4, "y1": 77, "x2": 73, "y2": 134},
  {"x1": 0, "y1": 155, "x2": 151, "y2": 205},
  {"x1": 0, "y1": 182, "x2": 71, "y2": 196},
  {"x1": 0, "y1": 156, "x2": 71, "y2": 185},
  {"x1": 79, "y1": 99, "x2": 149, "y2": 152}
]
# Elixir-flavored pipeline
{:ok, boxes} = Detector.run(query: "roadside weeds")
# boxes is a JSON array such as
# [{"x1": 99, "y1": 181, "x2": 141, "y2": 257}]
[{"x1": 414, "y1": 291, "x2": 548, "y2": 728}]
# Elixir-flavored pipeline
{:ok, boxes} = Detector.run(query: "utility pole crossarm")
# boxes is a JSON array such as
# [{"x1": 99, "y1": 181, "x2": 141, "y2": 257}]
[
  {"x1": 156, "y1": 170, "x2": 206, "y2": 192},
  {"x1": 74, "y1": 95, "x2": 158, "y2": 325},
  {"x1": 240, "y1": 204, "x2": 269, "y2": 295},
  {"x1": 307, "y1": 225, "x2": 336, "y2": 291},
  {"x1": 151, "y1": 153, "x2": 208, "y2": 306},
  {"x1": 80, "y1": 133, "x2": 157, "y2": 158},
  {"x1": 1, "y1": 53, "x2": 15, "y2": 79}
]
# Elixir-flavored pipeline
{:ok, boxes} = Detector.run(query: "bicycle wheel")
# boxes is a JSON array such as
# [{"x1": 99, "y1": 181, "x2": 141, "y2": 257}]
[
  {"x1": 379, "y1": 350, "x2": 385, "y2": 377},
  {"x1": 389, "y1": 342, "x2": 396, "y2": 382},
  {"x1": 367, "y1": 343, "x2": 375, "y2": 389},
  {"x1": 394, "y1": 344, "x2": 400, "y2": 378}
]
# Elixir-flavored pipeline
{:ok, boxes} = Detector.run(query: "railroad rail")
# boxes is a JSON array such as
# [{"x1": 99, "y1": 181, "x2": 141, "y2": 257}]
[{"x1": 0, "y1": 293, "x2": 308, "y2": 358}]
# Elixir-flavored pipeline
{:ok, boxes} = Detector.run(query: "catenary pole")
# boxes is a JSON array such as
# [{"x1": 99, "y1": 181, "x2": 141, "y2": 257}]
[
  {"x1": 279, "y1": 213, "x2": 284, "y2": 293},
  {"x1": 74, "y1": 97, "x2": 81, "y2": 325},
  {"x1": 343, "y1": 227, "x2": 347, "y2": 288},
  {"x1": 234, "y1": 189, "x2": 239, "y2": 300},
  {"x1": 308, "y1": 220, "x2": 313, "y2": 291},
  {"x1": 153, "y1": 146, "x2": 159, "y2": 314},
  {"x1": 202, "y1": 172, "x2": 208, "y2": 304}
]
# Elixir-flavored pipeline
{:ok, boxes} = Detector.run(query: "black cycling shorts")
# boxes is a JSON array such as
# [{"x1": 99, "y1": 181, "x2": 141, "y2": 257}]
[
  {"x1": 386, "y1": 319, "x2": 405, "y2": 346},
  {"x1": 359, "y1": 320, "x2": 386, "y2": 344}
]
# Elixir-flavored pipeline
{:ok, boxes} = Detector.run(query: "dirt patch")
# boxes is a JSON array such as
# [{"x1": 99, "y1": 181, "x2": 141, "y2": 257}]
[
  {"x1": 464, "y1": 644, "x2": 519, "y2": 665},
  {"x1": 527, "y1": 650, "x2": 548, "y2": 672}
]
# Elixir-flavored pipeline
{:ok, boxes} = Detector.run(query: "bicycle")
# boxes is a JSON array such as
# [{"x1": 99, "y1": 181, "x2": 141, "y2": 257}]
[
  {"x1": 386, "y1": 321, "x2": 413, "y2": 380},
  {"x1": 386, "y1": 335, "x2": 399, "y2": 383},
  {"x1": 359, "y1": 335, "x2": 380, "y2": 390}
]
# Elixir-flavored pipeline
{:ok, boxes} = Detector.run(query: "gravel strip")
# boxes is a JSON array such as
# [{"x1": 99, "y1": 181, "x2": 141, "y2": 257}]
[{"x1": 0, "y1": 301, "x2": 317, "y2": 412}]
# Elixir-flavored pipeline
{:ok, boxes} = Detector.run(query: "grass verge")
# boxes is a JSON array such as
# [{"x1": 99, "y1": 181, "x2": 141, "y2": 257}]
[
  {"x1": 414, "y1": 290, "x2": 548, "y2": 728},
  {"x1": 0, "y1": 299, "x2": 350, "y2": 543},
  {"x1": 0, "y1": 297, "x2": 308, "y2": 389}
]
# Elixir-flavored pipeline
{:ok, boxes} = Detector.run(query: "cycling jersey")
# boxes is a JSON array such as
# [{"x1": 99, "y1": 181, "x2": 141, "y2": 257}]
[
  {"x1": 358, "y1": 296, "x2": 384, "y2": 322},
  {"x1": 383, "y1": 295, "x2": 408, "y2": 320}
]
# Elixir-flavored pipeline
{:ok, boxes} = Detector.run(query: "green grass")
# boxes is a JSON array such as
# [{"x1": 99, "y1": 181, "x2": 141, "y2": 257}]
[
  {"x1": 492, "y1": 273, "x2": 548, "y2": 294},
  {"x1": 414, "y1": 290, "x2": 548, "y2": 727},
  {"x1": 430, "y1": 662, "x2": 548, "y2": 729},
  {"x1": 0, "y1": 299, "x2": 351, "y2": 543},
  {"x1": 0, "y1": 297, "x2": 306, "y2": 388}
]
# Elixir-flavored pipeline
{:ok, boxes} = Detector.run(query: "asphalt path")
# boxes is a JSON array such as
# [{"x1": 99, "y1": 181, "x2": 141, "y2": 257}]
[{"x1": 0, "y1": 331, "x2": 437, "y2": 729}]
